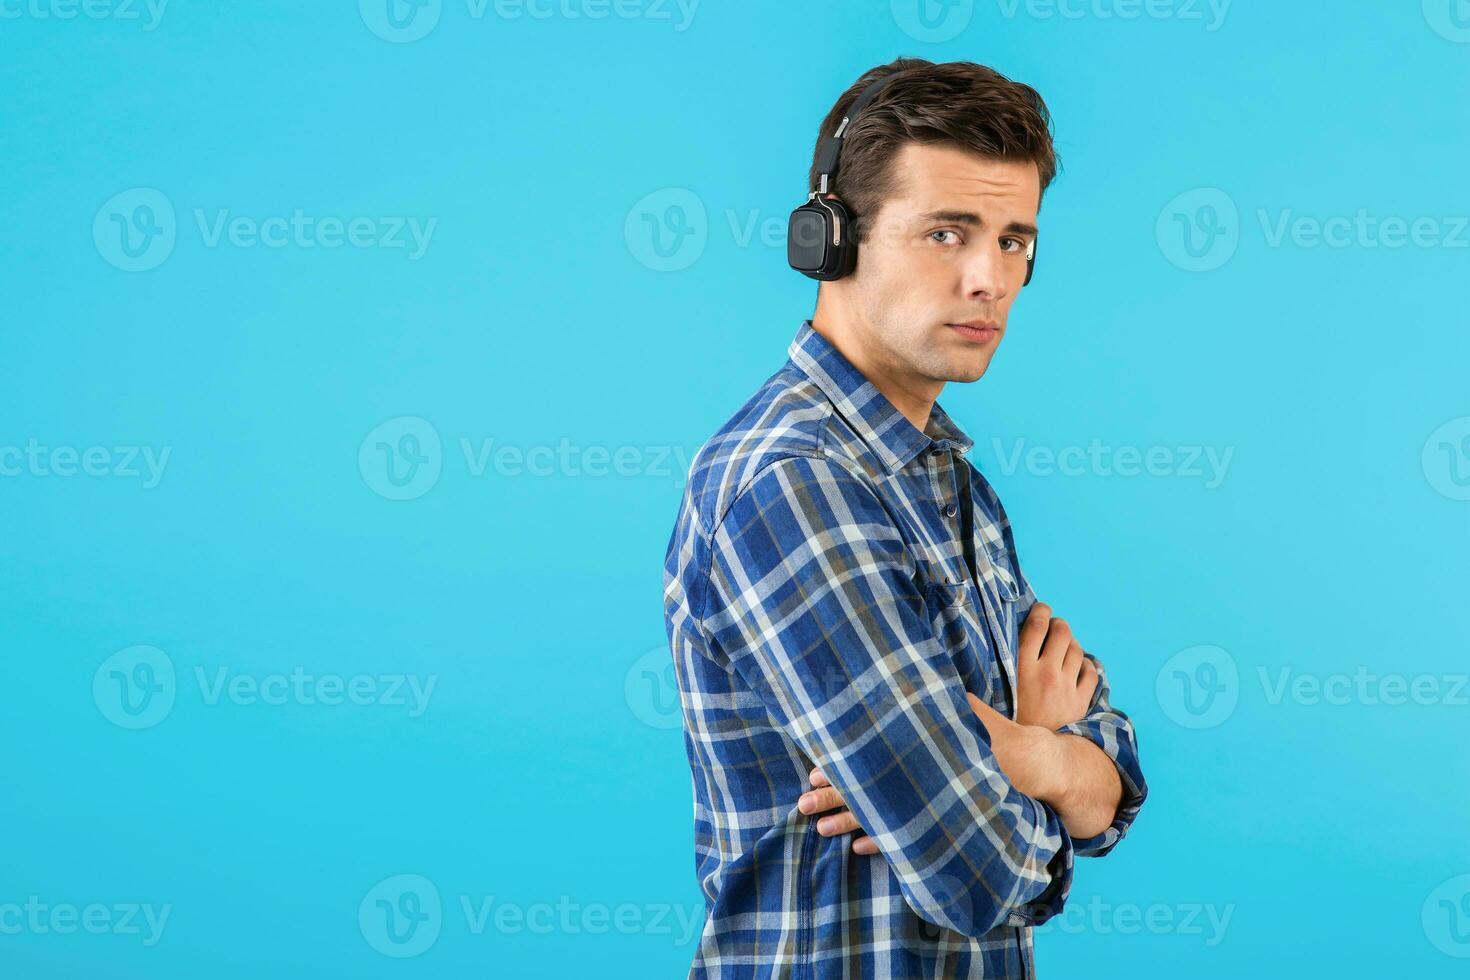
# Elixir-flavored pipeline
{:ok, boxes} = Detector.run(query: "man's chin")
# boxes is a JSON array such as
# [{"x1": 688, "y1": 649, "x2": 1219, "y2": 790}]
[{"x1": 942, "y1": 357, "x2": 993, "y2": 384}]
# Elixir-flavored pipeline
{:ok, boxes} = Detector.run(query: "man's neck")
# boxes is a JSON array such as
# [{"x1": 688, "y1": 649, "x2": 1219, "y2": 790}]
[{"x1": 810, "y1": 307, "x2": 942, "y2": 438}]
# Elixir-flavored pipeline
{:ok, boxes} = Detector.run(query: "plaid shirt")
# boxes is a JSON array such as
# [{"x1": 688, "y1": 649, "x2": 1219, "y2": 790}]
[{"x1": 662, "y1": 320, "x2": 1147, "y2": 979}]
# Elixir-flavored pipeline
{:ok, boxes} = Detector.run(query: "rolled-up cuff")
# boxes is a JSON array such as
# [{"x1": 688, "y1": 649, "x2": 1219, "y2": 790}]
[{"x1": 1055, "y1": 715, "x2": 1147, "y2": 858}]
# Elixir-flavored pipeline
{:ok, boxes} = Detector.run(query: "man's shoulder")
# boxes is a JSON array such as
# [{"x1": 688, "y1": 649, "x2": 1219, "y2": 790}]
[{"x1": 680, "y1": 364, "x2": 870, "y2": 536}]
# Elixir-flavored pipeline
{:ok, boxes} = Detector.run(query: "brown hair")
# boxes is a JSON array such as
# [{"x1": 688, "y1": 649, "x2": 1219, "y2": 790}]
[{"x1": 807, "y1": 58, "x2": 1059, "y2": 243}]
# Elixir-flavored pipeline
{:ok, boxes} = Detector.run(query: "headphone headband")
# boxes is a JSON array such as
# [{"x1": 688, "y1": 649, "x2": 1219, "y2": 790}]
[{"x1": 810, "y1": 73, "x2": 901, "y2": 196}]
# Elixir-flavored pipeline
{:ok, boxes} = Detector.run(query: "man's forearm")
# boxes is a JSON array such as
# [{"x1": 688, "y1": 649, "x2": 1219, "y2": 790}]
[{"x1": 994, "y1": 724, "x2": 1124, "y2": 841}]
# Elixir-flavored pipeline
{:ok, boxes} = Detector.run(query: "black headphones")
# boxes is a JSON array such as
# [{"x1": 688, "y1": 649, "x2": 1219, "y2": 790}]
[{"x1": 786, "y1": 72, "x2": 1037, "y2": 286}]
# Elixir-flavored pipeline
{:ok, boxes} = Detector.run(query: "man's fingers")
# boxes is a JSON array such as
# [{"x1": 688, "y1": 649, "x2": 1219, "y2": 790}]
[
  {"x1": 1078, "y1": 655, "x2": 1100, "y2": 699},
  {"x1": 816, "y1": 811, "x2": 864, "y2": 837},
  {"x1": 852, "y1": 835, "x2": 879, "y2": 855},
  {"x1": 1039, "y1": 615, "x2": 1073, "y2": 666},
  {"x1": 1018, "y1": 602, "x2": 1051, "y2": 661},
  {"x1": 1078, "y1": 654, "x2": 1098, "y2": 685},
  {"x1": 1060, "y1": 638, "x2": 1085, "y2": 681},
  {"x1": 808, "y1": 767, "x2": 830, "y2": 788},
  {"x1": 797, "y1": 786, "x2": 846, "y2": 815}
]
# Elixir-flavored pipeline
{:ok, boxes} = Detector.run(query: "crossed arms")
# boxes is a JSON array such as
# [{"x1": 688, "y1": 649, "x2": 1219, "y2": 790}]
[
  {"x1": 702, "y1": 454, "x2": 1148, "y2": 937},
  {"x1": 802, "y1": 602, "x2": 1131, "y2": 852}
]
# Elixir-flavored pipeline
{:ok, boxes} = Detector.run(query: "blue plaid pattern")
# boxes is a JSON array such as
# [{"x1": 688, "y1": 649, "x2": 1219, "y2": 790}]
[{"x1": 663, "y1": 320, "x2": 1147, "y2": 978}]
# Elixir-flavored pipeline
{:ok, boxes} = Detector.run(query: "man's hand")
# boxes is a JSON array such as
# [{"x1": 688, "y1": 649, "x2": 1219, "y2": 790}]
[
  {"x1": 796, "y1": 601, "x2": 1111, "y2": 852},
  {"x1": 798, "y1": 767, "x2": 880, "y2": 855},
  {"x1": 1014, "y1": 602, "x2": 1098, "y2": 731}
]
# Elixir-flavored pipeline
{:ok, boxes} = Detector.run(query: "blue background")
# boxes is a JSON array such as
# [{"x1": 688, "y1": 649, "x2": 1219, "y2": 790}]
[{"x1": 3, "y1": 1, "x2": 1468, "y2": 976}]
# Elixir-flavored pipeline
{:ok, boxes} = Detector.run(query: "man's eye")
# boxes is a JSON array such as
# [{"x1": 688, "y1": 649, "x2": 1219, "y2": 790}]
[
  {"x1": 928, "y1": 230, "x2": 961, "y2": 245},
  {"x1": 1001, "y1": 237, "x2": 1027, "y2": 253}
]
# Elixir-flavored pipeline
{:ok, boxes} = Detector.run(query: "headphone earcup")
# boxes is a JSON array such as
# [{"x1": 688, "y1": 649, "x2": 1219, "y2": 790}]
[{"x1": 787, "y1": 198, "x2": 857, "y2": 281}]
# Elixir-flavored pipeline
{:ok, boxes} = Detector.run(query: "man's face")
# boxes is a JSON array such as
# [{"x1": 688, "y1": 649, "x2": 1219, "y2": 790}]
[{"x1": 842, "y1": 142, "x2": 1040, "y2": 386}]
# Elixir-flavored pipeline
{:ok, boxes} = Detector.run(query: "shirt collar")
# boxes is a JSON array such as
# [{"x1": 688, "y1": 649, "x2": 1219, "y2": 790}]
[{"x1": 786, "y1": 319, "x2": 974, "y2": 474}]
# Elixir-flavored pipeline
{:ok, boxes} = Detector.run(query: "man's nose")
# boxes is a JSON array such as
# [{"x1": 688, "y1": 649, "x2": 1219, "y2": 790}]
[{"x1": 960, "y1": 245, "x2": 1009, "y2": 302}]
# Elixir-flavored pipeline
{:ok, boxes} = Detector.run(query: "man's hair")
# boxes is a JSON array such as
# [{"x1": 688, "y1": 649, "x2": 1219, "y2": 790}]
[{"x1": 807, "y1": 58, "x2": 1059, "y2": 244}]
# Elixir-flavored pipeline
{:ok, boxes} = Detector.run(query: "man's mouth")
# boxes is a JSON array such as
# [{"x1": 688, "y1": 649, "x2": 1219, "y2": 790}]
[{"x1": 946, "y1": 320, "x2": 999, "y2": 343}]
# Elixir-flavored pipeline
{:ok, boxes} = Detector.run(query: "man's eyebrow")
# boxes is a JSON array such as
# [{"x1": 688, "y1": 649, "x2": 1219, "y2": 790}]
[{"x1": 916, "y1": 209, "x2": 1038, "y2": 237}]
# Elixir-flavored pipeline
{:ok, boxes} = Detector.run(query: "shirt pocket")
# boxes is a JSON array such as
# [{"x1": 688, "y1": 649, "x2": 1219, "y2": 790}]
[
  {"x1": 916, "y1": 563, "x2": 1001, "y2": 705},
  {"x1": 975, "y1": 545, "x2": 1020, "y2": 605}
]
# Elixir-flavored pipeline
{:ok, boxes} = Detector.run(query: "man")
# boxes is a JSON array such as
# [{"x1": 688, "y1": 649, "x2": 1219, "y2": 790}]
[{"x1": 662, "y1": 58, "x2": 1147, "y2": 978}]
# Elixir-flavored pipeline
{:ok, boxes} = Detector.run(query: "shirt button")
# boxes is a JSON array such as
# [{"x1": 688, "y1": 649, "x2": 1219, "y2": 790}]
[{"x1": 943, "y1": 503, "x2": 958, "y2": 518}]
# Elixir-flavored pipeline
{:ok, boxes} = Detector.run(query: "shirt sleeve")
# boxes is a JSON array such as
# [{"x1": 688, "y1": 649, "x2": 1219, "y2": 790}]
[
  {"x1": 701, "y1": 453, "x2": 1075, "y2": 937},
  {"x1": 1052, "y1": 650, "x2": 1149, "y2": 857},
  {"x1": 1012, "y1": 580, "x2": 1148, "y2": 859}
]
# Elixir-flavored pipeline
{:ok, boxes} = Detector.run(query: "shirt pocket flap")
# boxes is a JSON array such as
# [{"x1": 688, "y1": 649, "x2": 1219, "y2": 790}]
[{"x1": 978, "y1": 550, "x2": 1020, "y2": 603}]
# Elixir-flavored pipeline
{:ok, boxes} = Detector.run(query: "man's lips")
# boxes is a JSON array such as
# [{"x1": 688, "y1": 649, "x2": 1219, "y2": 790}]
[{"x1": 946, "y1": 320, "x2": 999, "y2": 342}]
